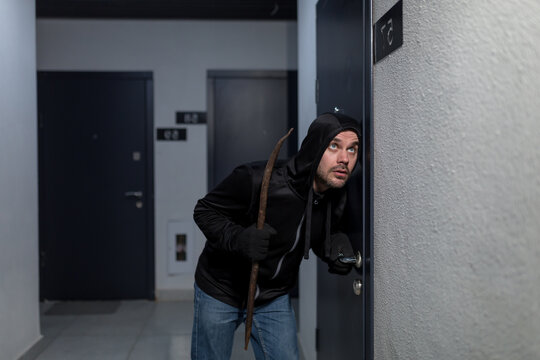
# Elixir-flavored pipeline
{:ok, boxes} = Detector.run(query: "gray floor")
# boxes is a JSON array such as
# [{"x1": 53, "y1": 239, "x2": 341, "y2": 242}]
[{"x1": 19, "y1": 299, "x2": 303, "y2": 360}]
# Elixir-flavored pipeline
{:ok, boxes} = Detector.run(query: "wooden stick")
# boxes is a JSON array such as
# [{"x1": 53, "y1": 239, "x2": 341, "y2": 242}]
[{"x1": 245, "y1": 128, "x2": 294, "y2": 350}]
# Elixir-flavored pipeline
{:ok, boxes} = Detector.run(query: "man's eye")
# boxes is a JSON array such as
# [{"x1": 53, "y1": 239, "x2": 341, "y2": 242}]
[
  {"x1": 348, "y1": 147, "x2": 357, "y2": 153},
  {"x1": 329, "y1": 143, "x2": 338, "y2": 150}
]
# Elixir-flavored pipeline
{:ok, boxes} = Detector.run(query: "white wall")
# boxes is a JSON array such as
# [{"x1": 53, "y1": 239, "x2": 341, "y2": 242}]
[
  {"x1": 373, "y1": 1, "x2": 540, "y2": 359},
  {"x1": 297, "y1": 0, "x2": 318, "y2": 359},
  {"x1": 36, "y1": 19, "x2": 297, "y2": 298},
  {"x1": 0, "y1": 1, "x2": 41, "y2": 359}
]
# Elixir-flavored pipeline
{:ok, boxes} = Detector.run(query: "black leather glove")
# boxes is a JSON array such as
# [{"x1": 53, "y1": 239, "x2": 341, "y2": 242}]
[
  {"x1": 233, "y1": 223, "x2": 276, "y2": 261},
  {"x1": 328, "y1": 233, "x2": 354, "y2": 275}
]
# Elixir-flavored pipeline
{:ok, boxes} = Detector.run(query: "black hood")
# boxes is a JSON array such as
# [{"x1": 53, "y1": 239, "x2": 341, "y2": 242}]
[
  {"x1": 287, "y1": 112, "x2": 361, "y2": 197},
  {"x1": 286, "y1": 113, "x2": 361, "y2": 259}
]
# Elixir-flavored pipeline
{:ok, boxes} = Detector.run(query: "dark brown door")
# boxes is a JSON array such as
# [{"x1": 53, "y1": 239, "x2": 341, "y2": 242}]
[
  {"x1": 38, "y1": 71, "x2": 155, "y2": 300},
  {"x1": 316, "y1": 0, "x2": 373, "y2": 358}
]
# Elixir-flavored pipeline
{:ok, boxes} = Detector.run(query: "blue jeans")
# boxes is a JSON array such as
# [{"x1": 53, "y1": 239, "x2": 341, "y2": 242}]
[{"x1": 191, "y1": 283, "x2": 299, "y2": 360}]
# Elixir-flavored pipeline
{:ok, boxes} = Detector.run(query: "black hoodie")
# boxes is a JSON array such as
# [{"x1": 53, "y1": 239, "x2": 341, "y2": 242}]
[{"x1": 193, "y1": 113, "x2": 361, "y2": 308}]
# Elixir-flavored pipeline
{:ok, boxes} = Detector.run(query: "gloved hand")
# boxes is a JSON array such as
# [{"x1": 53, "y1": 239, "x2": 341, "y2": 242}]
[
  {"x1": 328, "y1": 233, "x2": 354, "y2": 275},
  {"x1": 233, "y1": 223, "x2": 277, "y2": 261}
]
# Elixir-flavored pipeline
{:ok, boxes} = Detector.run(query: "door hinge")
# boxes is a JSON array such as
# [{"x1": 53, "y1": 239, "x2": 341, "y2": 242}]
[
  {"x1": 315, "y1": 327, "x2": 320, "y2": 352},
  {"x1": 315, "y1": 79, "x2": 319, "y2": 104}
]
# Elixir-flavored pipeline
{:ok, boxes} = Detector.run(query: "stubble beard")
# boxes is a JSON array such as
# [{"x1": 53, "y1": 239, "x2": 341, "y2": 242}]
[{"x1": 315, "y1": 165, "x2": 349, "y2": 191}]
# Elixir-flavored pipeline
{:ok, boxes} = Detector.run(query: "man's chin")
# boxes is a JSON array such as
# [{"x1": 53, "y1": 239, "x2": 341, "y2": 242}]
[{"x1": 329, "y1": 177, "x2": 347, "y2": 189}]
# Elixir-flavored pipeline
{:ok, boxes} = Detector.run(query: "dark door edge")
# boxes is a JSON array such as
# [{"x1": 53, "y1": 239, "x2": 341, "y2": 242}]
[
  {"x1": 364, "y1": 0, "x2": 374, "y2": 357},
  {"x1": 145, "y1": 75, "x2": 156, "y2": 300}
]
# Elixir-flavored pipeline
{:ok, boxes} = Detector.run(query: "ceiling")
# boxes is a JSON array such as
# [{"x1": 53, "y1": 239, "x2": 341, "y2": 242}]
[{"x1": 36, "y1": 0, "x2": 297, "y2": 20}]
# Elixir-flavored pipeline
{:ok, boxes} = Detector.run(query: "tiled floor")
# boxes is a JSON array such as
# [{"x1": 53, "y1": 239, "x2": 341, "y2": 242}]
[{"x1": 19, "y1": 299, "x2": 302, "y2": 360}]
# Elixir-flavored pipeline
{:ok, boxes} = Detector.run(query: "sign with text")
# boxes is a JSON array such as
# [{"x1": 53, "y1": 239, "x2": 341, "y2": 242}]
[
  {"x1": 156, "y1": 128, "x2": 186, "y2": 141},
  {"x1": 176, "y1": 111, "x2": 207, "y2": 124},
  {"x1": 374, "y1": 0, "x2": 403, "y2": 63}
]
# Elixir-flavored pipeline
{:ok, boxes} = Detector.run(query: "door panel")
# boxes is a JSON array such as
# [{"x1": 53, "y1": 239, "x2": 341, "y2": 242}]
[
  {"x1": 38, "y1": 72, "x2": 154, "y2": 300},
  {"x1": 207, "y1": 71, "x2": 298, "y2": 190},
  {"x1": 316, "y1": 0, "x2": 373, "y2": 358}
]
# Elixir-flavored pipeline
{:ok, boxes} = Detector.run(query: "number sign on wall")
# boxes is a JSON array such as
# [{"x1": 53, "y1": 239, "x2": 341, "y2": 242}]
[
  {"x1": 156, "y1": 128, "x2": 186, "y2": 141},
  {"x1": 176, "y1": 111, "x2": 207, "y2": 124},
  {"x1": 374, "y1": 0, "x2": 403, "y2": 63}
]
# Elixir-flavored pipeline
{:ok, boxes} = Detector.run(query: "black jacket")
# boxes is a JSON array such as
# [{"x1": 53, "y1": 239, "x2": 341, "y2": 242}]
[{"x1": 193, "y1": 113, "x2": 361, "y2": 308}]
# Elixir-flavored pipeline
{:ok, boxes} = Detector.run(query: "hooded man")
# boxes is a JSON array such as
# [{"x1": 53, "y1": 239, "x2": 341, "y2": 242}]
[{"x1": 191, "y1": 113, "x2": 361, "y2": 359}]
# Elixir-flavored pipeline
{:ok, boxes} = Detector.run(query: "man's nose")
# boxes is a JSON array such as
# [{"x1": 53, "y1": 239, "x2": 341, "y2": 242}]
[{"x1": 337, "y1": 150, "x2": 349, "y2": 164}]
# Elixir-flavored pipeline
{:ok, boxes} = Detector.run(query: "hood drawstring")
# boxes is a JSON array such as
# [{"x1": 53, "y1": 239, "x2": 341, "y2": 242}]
[
  {"x1": 325, "y1": 200, "x2": 332, "y2": 258},
  {"x1": 303, "y1": 188, "x2": 333, "y2": 259},
  {"x1": 303, "y1": 188, "x2": 313, "y2": 259}
]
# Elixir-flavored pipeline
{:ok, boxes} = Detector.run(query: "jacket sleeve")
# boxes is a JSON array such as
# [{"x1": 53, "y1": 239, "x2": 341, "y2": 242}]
[{"x1": 193, "y1": 164, "x2": 258, "y2": 253}]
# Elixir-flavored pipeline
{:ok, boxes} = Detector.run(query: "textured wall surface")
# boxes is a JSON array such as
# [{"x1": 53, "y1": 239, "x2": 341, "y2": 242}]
[
  {"x1": 37, "y1": 19, "x2": 297, "y2": 295},
  {"x1": 373, "y1": 1, "x2": 540, "y2": 359},
  {"x1": 0, "y1": 1, "x2": 41, "y2": 359}
]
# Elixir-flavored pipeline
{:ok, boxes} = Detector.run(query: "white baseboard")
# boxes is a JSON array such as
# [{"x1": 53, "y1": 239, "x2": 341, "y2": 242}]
[{"x1": 17, "y1": 334, "x2": 44, "y2": 360}]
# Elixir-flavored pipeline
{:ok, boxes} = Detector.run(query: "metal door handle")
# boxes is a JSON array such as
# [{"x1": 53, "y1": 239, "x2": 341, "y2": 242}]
[
  {"x1": 124, "y1": 191, "x2": 143, "y2": 199},
  {"x1": 338, "y1": 250, "x2": 362, "y2": 268}
]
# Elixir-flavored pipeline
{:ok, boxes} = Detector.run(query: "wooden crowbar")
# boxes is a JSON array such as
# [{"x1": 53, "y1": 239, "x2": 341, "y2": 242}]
[{"x1": 244, "y1": 128, "x2": 294, "y2": 350}]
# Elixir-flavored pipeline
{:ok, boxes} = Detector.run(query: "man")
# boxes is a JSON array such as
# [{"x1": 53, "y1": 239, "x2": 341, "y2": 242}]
[{"x1": 192, "y1": 113, "x2": 360, "y2": 359}]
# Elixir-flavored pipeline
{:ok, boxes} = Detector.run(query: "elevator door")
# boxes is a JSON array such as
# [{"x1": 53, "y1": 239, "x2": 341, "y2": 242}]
[
  {"x1": 38, "y1": 71, "x2": 154, "y2": 300},
  {"x1": 316, "y1": 0, "x2": 373, "y2": 358}
]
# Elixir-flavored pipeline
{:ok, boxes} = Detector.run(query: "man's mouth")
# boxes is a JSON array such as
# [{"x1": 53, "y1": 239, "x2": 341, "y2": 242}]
[{"x1": 332, "y1": 167, "x2": 349, "y2": 179}]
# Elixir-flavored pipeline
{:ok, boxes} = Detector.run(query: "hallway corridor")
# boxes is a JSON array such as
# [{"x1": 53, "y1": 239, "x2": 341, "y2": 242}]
[{"x1": 19, "y1": 300, "x2": 279, "y2": 360}]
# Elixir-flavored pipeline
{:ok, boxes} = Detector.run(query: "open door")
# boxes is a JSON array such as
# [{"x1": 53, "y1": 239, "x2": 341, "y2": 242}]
[{"x1": 316, "y1": 0, "x2": 373, "y2": 359}]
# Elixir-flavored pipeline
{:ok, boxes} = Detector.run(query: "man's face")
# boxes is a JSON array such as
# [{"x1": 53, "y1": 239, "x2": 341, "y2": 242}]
[{"x1": 313, "y1": 130, "x2": 359, "y2": 193}]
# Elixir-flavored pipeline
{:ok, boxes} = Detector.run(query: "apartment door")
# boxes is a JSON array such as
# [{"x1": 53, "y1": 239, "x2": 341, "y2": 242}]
[
  {"x1": 207, "y1": 70, "x2": 298, "y2": 190},
  {"x1": 316, "y1": 0, "x2": 373, "y2": 358},
  {"x1": 38, "y1": 71, "x2": 154, "y2": 300}
]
